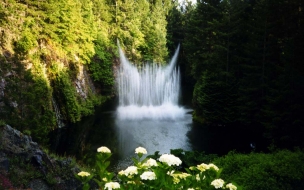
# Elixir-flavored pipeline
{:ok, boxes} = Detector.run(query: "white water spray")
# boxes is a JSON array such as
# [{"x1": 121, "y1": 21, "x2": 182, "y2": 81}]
[{"x1": 116, "y1": 45, "x2": 186, "y2": 120}]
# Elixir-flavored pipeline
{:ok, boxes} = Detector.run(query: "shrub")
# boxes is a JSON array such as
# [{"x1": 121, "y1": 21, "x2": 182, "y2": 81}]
[{"x1": 214, "y1": 150, "x2": 304, "y2": 190}]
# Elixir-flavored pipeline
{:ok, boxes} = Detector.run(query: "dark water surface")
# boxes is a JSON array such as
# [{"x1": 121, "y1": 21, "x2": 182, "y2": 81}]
[{"x1": 49, "y1": 99, "x2": 261, "y2": 171}]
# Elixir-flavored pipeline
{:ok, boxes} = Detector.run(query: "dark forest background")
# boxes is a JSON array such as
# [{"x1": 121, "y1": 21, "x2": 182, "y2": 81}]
[{"x1": 167, "y1": 0, "x2": 304, "y2": 150}]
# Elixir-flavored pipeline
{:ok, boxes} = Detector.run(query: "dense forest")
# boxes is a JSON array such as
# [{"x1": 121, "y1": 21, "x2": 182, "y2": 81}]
[
  {"x1": 0, "y1": 0, "x2": 172, "y2": 144},
  {"x1": 167, "y1": 0, "x2": 304, "y2": 150}
]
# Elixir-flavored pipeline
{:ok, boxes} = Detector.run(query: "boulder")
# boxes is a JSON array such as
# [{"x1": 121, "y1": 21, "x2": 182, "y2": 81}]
[{"x1": 0, "y1": 124, "x2": 82, "y2": 189}]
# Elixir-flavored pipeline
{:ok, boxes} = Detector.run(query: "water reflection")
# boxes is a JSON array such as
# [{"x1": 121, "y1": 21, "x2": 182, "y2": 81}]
[
  {"x1": 50, "y1": 108, "x2": 193, "y2": 169},
  {"x1": 50, "y1": 106, "x2": 258, "y2": 171},
  {"x1": 114, "y1": 113, "x2": 193, "y2": 160},
  {"x1": 187, "y1": 121, "x2": 259, "y2": 156}
]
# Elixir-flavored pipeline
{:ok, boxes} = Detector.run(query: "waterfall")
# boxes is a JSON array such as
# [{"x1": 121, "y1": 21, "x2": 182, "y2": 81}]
[
  {"x1": 52, "y1": 97, "x2": 65, "y2": 128},
  {"x1": 116, "y1": 45, "x2": 186, "y2": 120}
]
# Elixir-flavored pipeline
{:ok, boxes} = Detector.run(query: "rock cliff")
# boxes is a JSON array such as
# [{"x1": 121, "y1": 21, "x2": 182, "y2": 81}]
[{"x1": 0, "y1": 124, "x2": 82, "y2": 189}]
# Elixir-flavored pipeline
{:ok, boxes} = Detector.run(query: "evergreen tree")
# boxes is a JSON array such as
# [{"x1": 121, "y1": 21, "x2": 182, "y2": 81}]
[
  {"x1": 183, "y1": 0, "x2": 304, "y2": 148},
  {"x1": 259, "y1": 0, "x2": 304, "y2": 148},
  {"x1": 184, "y1": 0, "x2": 237, "y2": 124}
]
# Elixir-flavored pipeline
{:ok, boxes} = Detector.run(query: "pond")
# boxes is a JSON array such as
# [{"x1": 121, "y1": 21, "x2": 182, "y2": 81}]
[
  {"x1": 49, "y1": 98, "x2": 261, "y2": 171},
  {"x1": 49, "y1": 46, "x2": 261, "y2": 171}
]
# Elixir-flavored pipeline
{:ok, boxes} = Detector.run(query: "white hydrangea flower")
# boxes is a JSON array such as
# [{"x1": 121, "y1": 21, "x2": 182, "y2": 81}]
[
  {"x1": 168, "y1": 171, "x2": 190, "y2": 184},
  {"x1": 208, "y1": 163, "x2": 219, "y2": 171},
  {"x1": 226, "y1": 183, "x2": 237, "y2": 190},
  {"x1": 142, "y1": 158, "x2": 158, "y2": 167},
  {"x1": 97, "y1": 146, "x2": 111, "y2": 153},
  {"x1": 211, "y1": 179, "x2": 225, "y2": 189},
  {"x1": 167, "y1": 170, "x2": 175, "y2": 176},
  {"x1": 123, "y1": 166, "x2": 138, "y2": 176},
  {"x1": 104, "y1": 182, "x2": 120, "y2": 190},
  {"x1": 195, "y1": 174, "x2": 206, "y2": 181},
  {"x1": 140, "y1": 171, "x2": 157, "y2": 180},
  {"x1": 172, "y1": 176, "x2": 180, "y2": 184},
  {"x1": 188, "y1": 188, "x2": 194, "y2": 190},
  {"x1": 77, "y1": 171, "x2": 90, "y2": 177},
  {"x1": 197, "y1": 163, "x2": 219, "y2": 172},
  {"x1": 196, "y1": 174, "x2": 200, "y2": 181},
  {"x1": 135, "y1": 147, "x2": 147, "y2": 154},
  {"x1": 197, "y1": 163, "x2": 210, "y2": 172},
  {"x1": 159, "y1": 154, "x2": 182, "y2": 166},
  {"x1": 175, "y1": 172, "x2": 191, "y2": 179}
]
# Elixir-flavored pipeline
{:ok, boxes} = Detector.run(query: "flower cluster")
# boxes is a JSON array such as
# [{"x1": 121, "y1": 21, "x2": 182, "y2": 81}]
[
  {"x1": 159, "y1": 153, "x2": 182, "y2": 166},
  {"x1": 208, "y1": 163, "x2": 219, "y2": 171},
  {"x1": 140, "y1": 171, "x2": 157, "y2": 180},
  {"x1": 104, "y1": 182, "x2": 120, "y2": 190},
  {"x1": 168, "y1": 171, "x2": 191, "y2": 184},
  {"x1": 119, "y1": 166, "x2": 138, "y2": 177},
  {"x1": 97, "y1": 146, "x2": 111, "y2": 153},
  {"x1": 76, "y1": 146, "x2": 238, "y2": 190},
  {"x1": 77, "y1": 171, "x2": 90, "y2": 177},
  {"x1": 135, "y1": 147, "x2": 147, "y2": 154},
  {"x1": 196, "y1": 163, "x2": 219, "y2": 172},
  {"x1": 142, "y1": 158, "x2": 158, "y2": 168},
  {"x1": 211, "y1": 178, "x2": 225, "y2": 189},
  {"x1": 226, "y1": 183, "x2": 238, "y2": 190}
]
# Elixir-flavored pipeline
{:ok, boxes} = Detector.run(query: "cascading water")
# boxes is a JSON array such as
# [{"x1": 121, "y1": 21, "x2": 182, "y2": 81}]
[
  {"x1": 52, "y1": 97, "x2": 65, "y2": 128},
  {"x1": 116, "y1": 45, "x2": 186, "y2": 120}
]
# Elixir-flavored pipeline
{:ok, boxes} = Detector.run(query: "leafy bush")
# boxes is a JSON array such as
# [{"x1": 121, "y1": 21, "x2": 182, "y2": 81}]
[
  {"x1": 53, "y1": 72, "x2": 81, "y2": 123},
  {"x1": 170, "y1": 149, "x2": 219, "y2": 169},
  {"x1": 214, "y1": 150, "x2": 304, "y2": 190},
  {"x1": 14, "y1": 29, "x2": 37, "y2": 55},
  {"x1": 89, "y1": 36, "x2": 115, "y2": 95}
]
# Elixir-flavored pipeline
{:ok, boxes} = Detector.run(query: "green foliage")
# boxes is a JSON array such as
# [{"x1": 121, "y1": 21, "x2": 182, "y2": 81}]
[
  {"x1": 22, "y1": 77, "x2": 55, "y2": 143},
  {"x1": 181, "y1": 0, "x2": 239, "y2": 126},
  {"x1": 53, "y1": 69, "x2": 105, "y2": 123},
  {"x1": 8, "y1": 156, "x2": 44, "y2": 187},
  {"x1": 53, "y1": 72, "x2": 81, "y2": 123},
  {"x1": 40, "y1": 0, "x2": 96, "y2": 63},
  {"x1": 89, "y1": 35, "x2": 115, "y2": 93},
  {"x1": 172, "y1": 0, "x2": 304, "y2": 149},
  {"x1": 0, "y1": 0, "x2": 104, "y2": 140},
  {"x1": 170, "y1": 149, "x2": 219, "y2": 169},
  {"x1": 14, "y1": 29, "x2": 37, "y2": 55},
  {"x1": 80, "y1": 94, "x2": 107, "y2": 117},
  {"x1": 1, "y1": 0, "x2": 174, "y2": 140},
  {"x1": 0, "y1": 56, "x2": 56, "y2": 144},
  {"x1": 7, "y1": 153, "x2": 81, "y2": 188},
  {"x1": 107, "y1": 0, "x2": 171, "y2": 64},
  {"x1": 214, "y1": 150, "x2": 304, "y2": 190}
]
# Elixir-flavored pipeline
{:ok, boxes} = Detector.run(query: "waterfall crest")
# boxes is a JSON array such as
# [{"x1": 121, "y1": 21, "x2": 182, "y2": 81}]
[{"x1": 116, "y1": 45, "x2": 186, "y2": 120}]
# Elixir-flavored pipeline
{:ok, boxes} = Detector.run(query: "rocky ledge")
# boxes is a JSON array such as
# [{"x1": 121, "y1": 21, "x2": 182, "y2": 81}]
[{"x1": 0, "y1": 124, "x2": 82, "y2": 189}]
